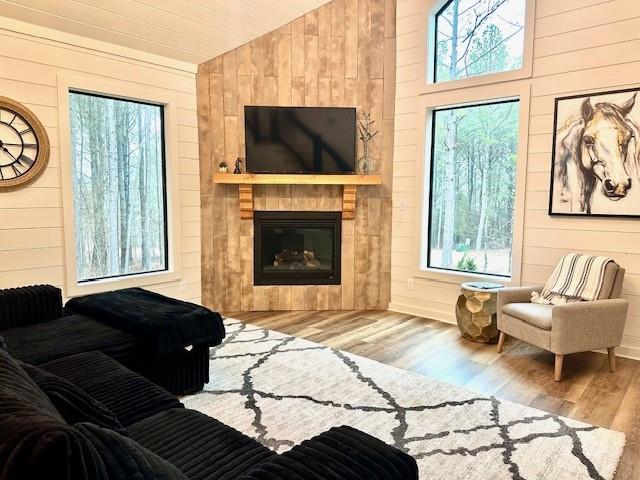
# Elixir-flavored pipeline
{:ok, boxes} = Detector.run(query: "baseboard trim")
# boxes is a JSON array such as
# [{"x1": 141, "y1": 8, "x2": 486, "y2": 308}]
[
  {"x1": 606, "y1": 343, "x2": 640, "y2": 361},
  {"x1": 388, "y1": 303, "x2": 640, "y2": 361},
  {"x1": 387, "y1": 302, "x2": 456, "y2": 325}
]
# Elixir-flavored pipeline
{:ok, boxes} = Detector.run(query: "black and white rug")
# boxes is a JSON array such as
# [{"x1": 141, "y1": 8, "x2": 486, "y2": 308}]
[{"x1": 183, "y1": 319, "x2": 624, "y2": 479}]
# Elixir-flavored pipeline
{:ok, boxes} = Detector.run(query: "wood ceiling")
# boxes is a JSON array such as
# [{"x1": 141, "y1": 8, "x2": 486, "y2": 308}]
[{"x1": 0, "y1": 0, "x2": 332, "y2": 64}]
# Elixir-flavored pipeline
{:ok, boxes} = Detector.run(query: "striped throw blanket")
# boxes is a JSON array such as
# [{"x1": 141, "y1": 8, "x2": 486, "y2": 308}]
[{"x1": 531, "y1": 253, "x2": 613, "y2": 305}]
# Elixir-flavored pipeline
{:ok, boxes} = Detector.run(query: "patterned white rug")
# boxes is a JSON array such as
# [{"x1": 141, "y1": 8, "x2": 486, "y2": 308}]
[{"x1": 183, "y1": 319, "x2": 625, "y2": 479}]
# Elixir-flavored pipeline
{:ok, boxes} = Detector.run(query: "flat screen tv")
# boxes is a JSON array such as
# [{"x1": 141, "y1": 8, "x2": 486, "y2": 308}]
[{"x1": 244, "y1": 106, "x2": 356, "y2": 174}]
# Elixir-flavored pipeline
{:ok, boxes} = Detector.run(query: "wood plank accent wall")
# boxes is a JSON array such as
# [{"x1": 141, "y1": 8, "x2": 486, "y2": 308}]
[{"x1": 197, "y1": 0, "x2": 396, "y2": 312}]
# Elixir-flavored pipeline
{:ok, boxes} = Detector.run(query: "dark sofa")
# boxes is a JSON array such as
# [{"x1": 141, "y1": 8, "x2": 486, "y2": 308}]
[
  {"x1": 0, "y1": 285, "x2": 221, "y2": 394},
  {"x1": 0, "y1": 347, "x2": 419, "y2": 479}
]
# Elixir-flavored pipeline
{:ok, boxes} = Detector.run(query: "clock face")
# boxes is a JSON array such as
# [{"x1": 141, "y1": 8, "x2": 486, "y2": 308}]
[
  {"x1": 0, "y1": 97, "x2": 49, "y2": 191},
  {"x1": 0, "y1": 108, "x2": 39, "y2": 180}
]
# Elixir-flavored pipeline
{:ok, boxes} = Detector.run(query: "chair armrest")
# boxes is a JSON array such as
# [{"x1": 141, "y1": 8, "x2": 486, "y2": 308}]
[
  {"x1": 497, "y1": 285, "x2": 544, "y2": 308},
  {"x1": 551, "y1": 299, "x2": 629, "y2": 354},
  {"x1": 497, "y1": 286, "x2": 544, "y2": 330},
  {"x1": 236, "y1": 426, "x2": 418, "y2": 480},
  {"x1": 0, "y1": 285, "x2": 63, "y2": 331}
]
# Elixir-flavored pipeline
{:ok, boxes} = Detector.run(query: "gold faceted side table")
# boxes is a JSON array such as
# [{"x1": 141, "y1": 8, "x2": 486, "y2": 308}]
[{"x1": 456, "y1": 282, "x2": 504, "y2": 344}]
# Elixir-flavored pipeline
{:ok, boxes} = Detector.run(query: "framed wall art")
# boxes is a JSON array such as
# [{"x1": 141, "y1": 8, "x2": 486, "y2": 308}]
[{"x1": 549, "y1": 87, "x2": 640, "y2": 217}]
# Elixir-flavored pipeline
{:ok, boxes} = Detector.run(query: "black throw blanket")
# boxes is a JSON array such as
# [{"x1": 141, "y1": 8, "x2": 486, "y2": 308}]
[{"x1": 65, "y1": 288, "x2": 225, "y2": 355}]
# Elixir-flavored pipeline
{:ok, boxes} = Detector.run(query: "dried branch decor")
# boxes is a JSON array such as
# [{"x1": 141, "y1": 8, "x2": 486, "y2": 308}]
[{"x1": 357, "y1": 112, "x2": 379, "y2": 174}]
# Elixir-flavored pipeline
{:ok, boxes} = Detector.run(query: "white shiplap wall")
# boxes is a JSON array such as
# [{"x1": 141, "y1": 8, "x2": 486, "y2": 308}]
[
  {"x1": 0, "y1": 20, "x2": 202, "y2": 304},
  {"x1": 390, "y1": 0, "x2": 640, "y2": 359}
]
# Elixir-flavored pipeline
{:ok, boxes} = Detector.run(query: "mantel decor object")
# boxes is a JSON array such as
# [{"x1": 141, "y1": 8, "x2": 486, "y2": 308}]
[
  {"x1": 357, "y1": 112, "x2": 379, "y2": 174},
  {"x1": 234, "y1": 157, "x2": 244, "y2": 174},
  {"x1": 218, "y1": 161, "x2": 228, "y2": 173}
]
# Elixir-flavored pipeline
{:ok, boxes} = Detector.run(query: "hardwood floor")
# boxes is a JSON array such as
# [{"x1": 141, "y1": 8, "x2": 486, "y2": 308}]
[{"x1": 224, "y1": 309, "x2": 640, "y2": 479}]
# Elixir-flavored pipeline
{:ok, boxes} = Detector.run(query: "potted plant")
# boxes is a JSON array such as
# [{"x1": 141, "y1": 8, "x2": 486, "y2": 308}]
[{"x1": 218, "y1": 161, "x2": 228, "y2": 173}]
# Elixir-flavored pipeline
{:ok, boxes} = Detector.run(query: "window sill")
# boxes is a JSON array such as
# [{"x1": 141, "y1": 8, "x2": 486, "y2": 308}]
[
  {"x1": 66, "y1": 269, "x2": 181, "y2": 298},
  {"x1": 413, "y1": 267, "x2": 518, "y2": 287}
]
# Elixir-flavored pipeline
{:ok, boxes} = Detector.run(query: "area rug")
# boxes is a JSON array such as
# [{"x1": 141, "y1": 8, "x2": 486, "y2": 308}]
[{"x1": 183, "y1": 319, "x2": 625, "y2": 479}]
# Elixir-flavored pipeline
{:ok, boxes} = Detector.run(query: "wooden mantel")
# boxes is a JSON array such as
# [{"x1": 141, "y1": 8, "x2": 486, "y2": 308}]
[{"x1": 213, "y1": 173, "x2": 382, "y2": 220}]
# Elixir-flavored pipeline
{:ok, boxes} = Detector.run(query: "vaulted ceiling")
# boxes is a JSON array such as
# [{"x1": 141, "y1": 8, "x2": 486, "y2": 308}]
[{"x1": 0, "y1": 0, "x2": 332, "y2": 64}]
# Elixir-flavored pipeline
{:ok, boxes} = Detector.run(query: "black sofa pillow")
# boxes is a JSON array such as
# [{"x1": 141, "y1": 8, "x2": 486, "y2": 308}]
[
  {"x1": 20, "y1": 361, "x2": 127, "y2": 436},
  {"x1": 0, "y1": 347, "x2": 62, "y2": 419},
  {"x1": 0, "y1": 349, "x2": 187, "y2": 480}
]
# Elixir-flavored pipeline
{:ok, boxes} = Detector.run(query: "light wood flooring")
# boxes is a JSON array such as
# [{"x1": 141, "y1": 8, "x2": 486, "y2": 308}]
[{"x1": 224, "y1": 309, "x2": 640, "y2": 479}]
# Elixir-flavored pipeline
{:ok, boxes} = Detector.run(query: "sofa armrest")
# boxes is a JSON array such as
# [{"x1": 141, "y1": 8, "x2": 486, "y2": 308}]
[
  {"x1": 0, "y1": 285, "x2": 63, "y2": 331},
  {"x1": 237, "y1": 426, "x2": 418, "y2": 480},
  {"x1": 551, "y1": 299, "x2": 629, "y2": 354}
]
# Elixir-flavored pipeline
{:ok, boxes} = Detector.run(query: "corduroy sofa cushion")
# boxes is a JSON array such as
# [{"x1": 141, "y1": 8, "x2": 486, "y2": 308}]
[
  {"x1": 0, "y1": 348, "x2": 62, "y2": 420},
  {"x1": 237, "y1": 426, "x2": 419, "y2": 480},
  {"x1": 0, "y1": 284, "x2": 62, "y2": 330},
  {"x1": 0, "y1": 349, "x2": 187, "y2": 480},
  {"x1": 2, "y1": 314, "x2": 141, "y2": 367},
  {"x1": 20, "y1": 361, "x2": 127, "y2": 436},
  {"x1": 128, "y1": 408, "x2": 276, "y2": 480},
  {"x1": 39, "y1": 351, "x2": 183, "y2": 426}
]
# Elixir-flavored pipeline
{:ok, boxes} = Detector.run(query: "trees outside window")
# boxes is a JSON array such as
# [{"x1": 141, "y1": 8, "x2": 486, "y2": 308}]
[
  {"x1": 425, "y1": 100, "x2": 519, "y2": 277},
  {"x1": 420, "y1": 0, "x2": 527, "y2": 278},
  {"x1": 434, "y1": 0, "x2": 526, "y2": 83},
  {"x1": 69, "y1": 91, "x2": 168, "y2": 282}
]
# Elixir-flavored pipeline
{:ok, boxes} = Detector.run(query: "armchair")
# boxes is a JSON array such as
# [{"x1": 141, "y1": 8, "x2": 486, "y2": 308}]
[{"x1": 496, "y1": 262, "x2": 627, "y2": 381}]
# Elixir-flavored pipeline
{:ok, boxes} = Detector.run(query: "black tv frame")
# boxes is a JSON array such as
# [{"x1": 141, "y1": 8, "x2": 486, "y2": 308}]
[{"x1": 244, "y1": 105, "x2": 356, "y2": 174}]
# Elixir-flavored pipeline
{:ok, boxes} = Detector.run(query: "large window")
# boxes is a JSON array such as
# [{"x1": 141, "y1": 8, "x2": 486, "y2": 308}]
[
  {"x1": 424, "y1": 100, "x2": 519, "y2": 277},
  {"x1": 69, "y1": 91, "x2": 168, "y2": 282},
  {"x1": 434, "y1": 0, "x2": 526, "y2": 83}
]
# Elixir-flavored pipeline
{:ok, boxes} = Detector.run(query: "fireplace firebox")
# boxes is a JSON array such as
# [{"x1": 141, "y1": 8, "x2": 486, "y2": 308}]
[{"x1": 254, "y1": 211, "x2": 341, "y2": 285}]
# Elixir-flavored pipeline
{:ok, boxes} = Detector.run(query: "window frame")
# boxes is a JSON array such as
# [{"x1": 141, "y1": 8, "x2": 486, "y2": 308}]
[
  {"x1": 57, "y1": 75, "x2": 182, "y2": 297},
  {"x1": 412, "y1": 82, "x2": 531, "y2": 286},
  {"x1": 425, "y1": 98, "x2": 519, "y2": 279},
  {"x1": 420, "y1": 0, "x2": 536, "y2": 94}
]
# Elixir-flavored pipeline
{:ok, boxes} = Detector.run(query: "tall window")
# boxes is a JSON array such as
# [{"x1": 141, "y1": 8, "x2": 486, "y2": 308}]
[
  {"x1": 434, "y1": 0, "x2": 526, "y2": 83},
  {"x1": 69, "y1": 91, "x2": 168, "y2": 282},
  {"x1": 424, "y1": 100, "x2": 519, "y2": 277}
]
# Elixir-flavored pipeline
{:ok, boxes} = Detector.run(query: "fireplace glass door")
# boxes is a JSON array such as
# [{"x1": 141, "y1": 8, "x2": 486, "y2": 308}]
[{"x1": 254, "y1": 211, "x2": 341, "y2": 285}]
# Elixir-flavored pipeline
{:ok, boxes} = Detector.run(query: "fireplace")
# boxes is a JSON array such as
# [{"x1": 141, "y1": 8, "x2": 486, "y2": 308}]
[{"x1": 254, "y1": 211, "x2": 341, "y2": 285}]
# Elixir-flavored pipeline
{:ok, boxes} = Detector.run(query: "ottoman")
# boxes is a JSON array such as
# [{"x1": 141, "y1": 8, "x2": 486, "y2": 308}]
[{"x1": 65, "y1": 287, "x2": 225, "y2": 395}]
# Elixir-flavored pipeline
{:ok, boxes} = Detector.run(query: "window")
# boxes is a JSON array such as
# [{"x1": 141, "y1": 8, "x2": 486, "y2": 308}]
[
  {"x1": 69, "y1": 91, "x2": 168, "y2": 283},
  {"x1": 423, "y1": 99, "x2": 519, "y2": 277},
  {"x1": 434, "y1": 0, "x2": 526, "y2": 83}
]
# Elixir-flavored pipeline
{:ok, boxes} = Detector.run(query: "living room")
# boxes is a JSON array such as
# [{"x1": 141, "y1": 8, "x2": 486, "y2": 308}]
[{"x1": 0, "y1": 0, "x2": 638, "y2": 478}]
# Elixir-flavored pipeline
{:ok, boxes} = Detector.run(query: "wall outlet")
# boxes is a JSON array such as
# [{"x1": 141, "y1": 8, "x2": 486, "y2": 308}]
[
  {"x1": 180, "y1": 280, "x2": 188, "y2": 292},
  {"x1": 407, "y1": 278, "x2": 415, "y2": 291}
]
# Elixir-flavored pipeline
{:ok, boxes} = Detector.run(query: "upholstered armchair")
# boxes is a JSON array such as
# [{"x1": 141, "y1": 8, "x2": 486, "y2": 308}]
[{"x1": 496, "y1": 262, "x2": 628, "y2": 381}]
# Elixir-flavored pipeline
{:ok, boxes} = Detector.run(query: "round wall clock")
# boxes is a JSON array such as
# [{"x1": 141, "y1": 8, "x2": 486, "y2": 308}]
[{"x1": 0, "y1": 96, "x2": 50, "y2": 192}]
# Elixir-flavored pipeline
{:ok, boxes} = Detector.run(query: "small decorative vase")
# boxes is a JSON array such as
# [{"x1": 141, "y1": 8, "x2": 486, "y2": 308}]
[
  {"x1": 218, "y1": 166, "x2": 228, "y2": 173},
  {"x1": 358, "y1": 145, "x2": 372, "y2": 174}
]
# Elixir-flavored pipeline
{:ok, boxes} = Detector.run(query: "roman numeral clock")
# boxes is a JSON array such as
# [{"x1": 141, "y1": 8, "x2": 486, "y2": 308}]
[{"x1": 0, "y1": 96, "x2": 49, "y2": 191}]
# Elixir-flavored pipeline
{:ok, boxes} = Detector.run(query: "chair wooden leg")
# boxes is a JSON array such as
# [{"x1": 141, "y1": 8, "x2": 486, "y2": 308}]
[
  {"x1": 497, "y1": 332, "x2": 506, "y2": 353},
  {"x1": 607, "y1": 347, "x2": 616, "y2": 372},
  {"x1": 554, "y1": 354, "x2": 564, "y2": 382}
]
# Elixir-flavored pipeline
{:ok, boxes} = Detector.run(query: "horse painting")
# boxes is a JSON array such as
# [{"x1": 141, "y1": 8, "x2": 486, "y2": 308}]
[{"x1": 550, "y1": 89, "x2": 640, "y2": 216}]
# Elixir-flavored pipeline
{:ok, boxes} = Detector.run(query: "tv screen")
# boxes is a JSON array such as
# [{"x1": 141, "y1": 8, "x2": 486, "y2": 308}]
[{"x1": 244, "y1": 106, "x2": 356, "y2": 174}]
